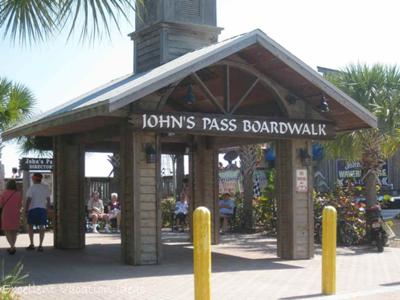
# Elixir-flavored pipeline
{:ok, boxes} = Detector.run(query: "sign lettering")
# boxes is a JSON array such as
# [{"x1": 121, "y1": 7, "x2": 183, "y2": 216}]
[
  {"x1": 336, "y1": 159, "x2": 389, "y2": 186},
  {"x1": 20, "y1": 157, "x2": 53, "y2": 171},
  {"x1": 296, "y1": 169, "x2": 308, "y2": 192},
  {"x1": 130, "y1": 113, "x2": 335, "y2": 139}
]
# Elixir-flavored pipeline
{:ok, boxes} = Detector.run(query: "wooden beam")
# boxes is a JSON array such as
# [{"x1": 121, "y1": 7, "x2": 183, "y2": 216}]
[
  {"x1": 191, "y1": 72, "x2": 227, "y2": 114},
  {"x1": 161, "y1": 143, "x2": 187, "y2": 155},
  {"x1": 224, "y1": 65, "x2": 230, "y2": 112},
  {"x1": 2, "y1": 103, "x2": 126, "y2": 141},
  {"x1": 74, "y1": 125, "x2": 121, "y2": 144},
  {"x1": 156, "y1": 81, "x2": 182, "y2": 112},
  {"x1": 216, "y1": 60, "x2": 290, "y2": 117},
  {"x1": 163, "y1": 99, "x2": 188, "y2": 112},
  {"x1": 211, "y1": 136, "x2": 272, "y2": 148},
  {"x1": 85, "y1": 142, "x2": 119, "y2": 153},
  {"x1": 230, "y1": 78, "x2": 260, "y2": 114},
  {"x1": 160, "y1": 134, "x2": 192, "y2": 144},
  {"x1": 254, "y1": 34, "x2": 377, "y2": 128}
]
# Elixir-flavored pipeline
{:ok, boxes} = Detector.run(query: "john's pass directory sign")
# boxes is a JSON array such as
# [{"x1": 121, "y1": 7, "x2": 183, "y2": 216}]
[{"x1": 19, "y1": 157, "x2": 53, "y2": 171}]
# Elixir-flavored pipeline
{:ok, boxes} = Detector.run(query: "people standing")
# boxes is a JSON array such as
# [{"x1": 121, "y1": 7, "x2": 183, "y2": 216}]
[
  {"x1": 0, "y1": 180, "x2": 22, "y2": 255},
  {"x1": 25, "y1": 173, "x2": 51, "y2": 252}
]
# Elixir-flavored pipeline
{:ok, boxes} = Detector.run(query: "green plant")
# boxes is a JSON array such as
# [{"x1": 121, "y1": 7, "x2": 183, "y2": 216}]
[
  {"x1": 313, "y1": 189, "x2": 367, "y2": 245},
  {"x1": 324, "y1": 64, "x2": 400, "y2": 208},
  {"x1": 254, "y1": 169, "x2": 277, "y2": 235},
  {"x1": 161, "y1": 197, "x2": 176, "y2": 228},
  {"x1": 1, "y1": 260, "x2": 28, "y2": 300},
  {"x1": 231, "y1": 192, "x2": 244, "y2": 231}
]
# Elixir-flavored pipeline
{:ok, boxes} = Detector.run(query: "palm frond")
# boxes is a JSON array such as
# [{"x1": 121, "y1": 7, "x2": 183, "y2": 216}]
[
  {"x1": 324, "y1": 63, "x2": 400, "y2": 164},
  {"x1": 0, "y1": 0, "x2": 59, "y2": 44},
  {"x1": 323, "y1": 131, "x2": 363, "y2": 160},
  {"x1": 0, "y1": 77, "x2": 35, "y2": 131},
  {"x1": 0, "y1": 0, "x2": 140, "y2": 44},
  {"x1": 18, "y1": 136, "x2": 53, "y2": 155}
]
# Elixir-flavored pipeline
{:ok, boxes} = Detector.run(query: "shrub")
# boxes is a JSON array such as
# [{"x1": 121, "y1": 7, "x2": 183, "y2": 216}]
[
  {"x1": 254, "y1": 169, "x2": 277, "y2": 235},
  {"x1": 231, "y1": 192, "x2": 244, "y2": 231},
  {"x1": 314, "y1": 189, "x2": 367, "y2": 245},
  {"x1": 161, "y1": 197, "x2": 176, "y2": 228},
  {"x1": 1, "y1": 260, "x2": 28, "y2": 300}
]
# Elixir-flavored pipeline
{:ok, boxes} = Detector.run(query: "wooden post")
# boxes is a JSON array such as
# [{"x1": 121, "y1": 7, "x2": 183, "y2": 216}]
[
  {"x1": 54, "y1": 135, "x2": 85, "y2": 249},
  {"x1": 192, "y1": 136, "x2": 219, "y2": 244},
  {"x1": 276, "y1": 139, "x2": 314, "y2": 259},
  {"x1": 120, "y1": 122, "x2": 160, "y2": 265},
  {"x1": 176, "y1": 154, "x2": 184, "y2": 198}
]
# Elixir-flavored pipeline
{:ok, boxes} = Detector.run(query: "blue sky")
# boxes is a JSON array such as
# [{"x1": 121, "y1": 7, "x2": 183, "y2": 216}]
[{"x1": 2, "y1": 0, "x2": 400, "y2": 176}]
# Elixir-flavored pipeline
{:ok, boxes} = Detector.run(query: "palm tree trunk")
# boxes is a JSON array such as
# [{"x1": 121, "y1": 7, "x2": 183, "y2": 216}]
[
  {"x1": 364, "y1": 171, "x2": 377, "y2": 207},
  {"x1": 361, "y1": 130, "x2": 383, "y2": 208},
  {"x1": 239, "y1": 145, "x2": 258, "y2": 232},
  {"x1": 242, "y1": 169, "x2": 254, "y2": 231},
  {"x1": 0, "y1": 142, "x2": 5, "y2": 192}
]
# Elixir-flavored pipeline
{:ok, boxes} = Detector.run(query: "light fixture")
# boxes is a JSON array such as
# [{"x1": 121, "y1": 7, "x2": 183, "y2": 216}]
[
  {"x1": 184, "y1": 146, "x2": 190, "y2": 155},
  {"x1": 299, "y1": 148, "x2": 312, "y2": 167},
  {"x1": 286, "y1": 94, "x2": 298, "y2": 105},
  {"x1": 319, "y1": 95, "x2": 330, "y2": 112},
  {"x1": 185, "y1": 84, "x2": 196, "y2": 105},
  {"x1": 145, "y1": 143, "x2": 156, "y2": 163}
]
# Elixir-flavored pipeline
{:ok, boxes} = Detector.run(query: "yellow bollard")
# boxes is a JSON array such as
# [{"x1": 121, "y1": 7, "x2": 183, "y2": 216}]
[
  {"x1": 322, "y1": 205, "x2": 337, "y2": 295},
  {"x1": 193, "y1": 207, "x2": 211, "y2": 300}
]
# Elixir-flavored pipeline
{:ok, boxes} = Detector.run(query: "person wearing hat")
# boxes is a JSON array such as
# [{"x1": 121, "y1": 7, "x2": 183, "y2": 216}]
[{"x1": 25, "y1": 173, "x2": 51, "y2": 252}]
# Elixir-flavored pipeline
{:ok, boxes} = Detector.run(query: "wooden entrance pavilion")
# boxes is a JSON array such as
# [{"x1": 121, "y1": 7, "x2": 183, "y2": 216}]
[{"x1": 2, "y1": 1, "x2": 376, "y2": 266}]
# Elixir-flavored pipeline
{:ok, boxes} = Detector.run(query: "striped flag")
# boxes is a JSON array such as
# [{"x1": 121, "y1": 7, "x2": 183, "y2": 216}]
[{"x1": 253, "y1": 175, "x2": 261, "y2": 199}]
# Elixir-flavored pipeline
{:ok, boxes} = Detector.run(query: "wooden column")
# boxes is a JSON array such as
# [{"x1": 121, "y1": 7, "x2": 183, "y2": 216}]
[
  {"x1": 276, "y1": 139, "x2": 314, "y2": 259},
  {"x1": 109, "y1": 152, "x2": 120, "y2": 195},
  {"x1": 176, "y1": 154, "x2": 184, "y2": 198},
  {"x1": 54, "y1": 135, "x2": 85, "y2": 249},
  {"x1": 192, "y1": 136, "x2": 219, "y2": 244},
  {"x1": 120, "y1": 123, "x2": 160, "y2": 265}
]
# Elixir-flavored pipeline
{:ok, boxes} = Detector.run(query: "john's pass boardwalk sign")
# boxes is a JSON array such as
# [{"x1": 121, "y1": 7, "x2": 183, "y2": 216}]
[{"x1": 130, "y1": 113, "x2": 335, "y2": 139}]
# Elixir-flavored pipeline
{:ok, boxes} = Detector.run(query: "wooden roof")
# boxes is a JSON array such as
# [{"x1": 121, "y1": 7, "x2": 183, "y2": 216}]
[{"x1": 2, "y1": 29, "x2": 376, "y2": 141}]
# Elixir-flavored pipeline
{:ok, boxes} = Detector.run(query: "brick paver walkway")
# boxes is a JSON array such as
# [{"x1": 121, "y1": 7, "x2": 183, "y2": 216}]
[{"x1": 1, "y1": 232, "x2": 400, "y2": 299}]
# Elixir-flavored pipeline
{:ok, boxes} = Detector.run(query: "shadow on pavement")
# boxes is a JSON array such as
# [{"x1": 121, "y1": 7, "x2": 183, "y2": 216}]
[
  {"x1": 314, "y1": 244, "x2": 383, "y2": 256},
  {"x1": 381, "y1": 281, "x2": 400, "y2": 287},
  {"x1": 2, "y1": 232, "x2": 301, "y2": 287},
  {"x1": 279, "y1": 293, "x2": 323, "y2": 299}
]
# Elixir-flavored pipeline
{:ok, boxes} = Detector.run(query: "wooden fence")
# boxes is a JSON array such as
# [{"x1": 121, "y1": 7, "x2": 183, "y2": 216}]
[{"x1": 85, "y1": 177, "x2": 111, "y2": 203}]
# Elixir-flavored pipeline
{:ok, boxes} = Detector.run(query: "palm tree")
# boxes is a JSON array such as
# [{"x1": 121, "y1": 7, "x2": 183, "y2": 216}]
[
  {"x1": 239, "y1": 144, "x2": 260, "y2": 232},
  {"x1": 0, "y1": 77, "x2": 35, "y2": 129},
  {"x1": 324, "y1": 64, "x2": 400, "y2": 207},
  {"x1": 0, "y1": 0, "x2": 139, "y2": 44},
  {"x1": 0, "y1": 77, "x2": 35, "y2": 189}
]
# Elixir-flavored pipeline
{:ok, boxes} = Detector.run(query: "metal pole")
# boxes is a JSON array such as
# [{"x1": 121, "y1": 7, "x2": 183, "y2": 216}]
[
  {"x1": 322, "y1": 205, "x2": 337, "y2": 295},
  {"x1": 193, "y1": 206, "x2": 211, "y2": 300}
]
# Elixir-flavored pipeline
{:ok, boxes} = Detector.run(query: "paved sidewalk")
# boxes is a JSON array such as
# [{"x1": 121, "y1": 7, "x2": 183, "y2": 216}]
[{"x1": 1, "y1": 232, "x2": 400, "y2": 299}]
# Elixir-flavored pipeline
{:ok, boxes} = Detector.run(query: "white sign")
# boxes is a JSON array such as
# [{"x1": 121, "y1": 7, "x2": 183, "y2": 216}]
[
  {"x1": 296, "y1": 169, "x2": 308, "y2": 192},
  {"x1": 130, "y1": 112, "x2": 334, "y2": 139}
]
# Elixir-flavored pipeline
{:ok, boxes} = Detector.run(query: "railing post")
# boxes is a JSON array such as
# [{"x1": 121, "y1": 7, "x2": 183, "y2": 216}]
[
  {"x1": 322, "y1": 206, "x2": 337, "y2": 295},
  {"x1": 193, "y1": 206, "x2": 211, "y2": 300}
]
